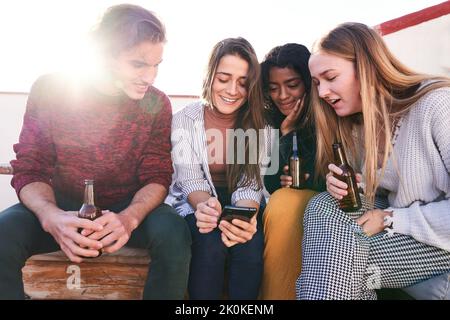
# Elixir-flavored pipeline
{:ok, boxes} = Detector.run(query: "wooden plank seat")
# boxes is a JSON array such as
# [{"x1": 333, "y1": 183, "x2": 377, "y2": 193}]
[
  {"x1": 23, "y1": 248, "x2": 150, "y2": 300},
  {"x1": 1, "y1": 163, "x2": 151, "y2": 299}
]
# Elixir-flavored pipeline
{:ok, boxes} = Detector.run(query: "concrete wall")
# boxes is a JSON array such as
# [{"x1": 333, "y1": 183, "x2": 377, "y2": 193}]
[
  {"x1": 1, "y1": 10, "x2": 449, "y2": 209},
  {"x1": 0, "y1": 93, "x2": 28, "y2": 208},
  {"x1": 382, "y1": 13, "x2": 450, "y2": 77},
  {"x1": 0, "y1": 92, "x2": 197, "y2": 209}
]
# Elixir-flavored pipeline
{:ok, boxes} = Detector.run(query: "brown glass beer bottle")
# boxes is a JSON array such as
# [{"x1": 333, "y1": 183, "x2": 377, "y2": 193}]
[
  {"x1": 289, "y1": 132, "x2": 305, "y2": 188},
  {"x1": 78, "y1": 179, "x2": 102, "y2": 257},
  {"x1": 332, "y1": 143, "x2": 362, "y2": 212}
]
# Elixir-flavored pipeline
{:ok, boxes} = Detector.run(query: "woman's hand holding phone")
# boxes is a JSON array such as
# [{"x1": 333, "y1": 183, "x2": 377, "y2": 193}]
[
  {"x1": 219, "y1": 206, "x2": 258, "y2": 248},
  {"x1": 195, "y1": 197, "x2": 222, "y2": 234}
]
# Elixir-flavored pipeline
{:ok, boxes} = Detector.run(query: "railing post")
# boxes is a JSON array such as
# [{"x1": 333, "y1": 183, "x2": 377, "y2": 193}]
[{"x1": 0, "y1": 163, "x2": 13, "y2": 175}]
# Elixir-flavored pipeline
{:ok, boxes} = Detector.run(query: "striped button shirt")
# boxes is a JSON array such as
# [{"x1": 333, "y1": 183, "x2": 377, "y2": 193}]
[{"x1": 165, "y1": 101, "x2": 274, "y2": 217}]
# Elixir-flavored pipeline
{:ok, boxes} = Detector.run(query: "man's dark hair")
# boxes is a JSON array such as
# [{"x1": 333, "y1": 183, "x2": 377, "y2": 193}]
[{"x1": 92, "y1": 4, "x2": 166, "y2": 57}]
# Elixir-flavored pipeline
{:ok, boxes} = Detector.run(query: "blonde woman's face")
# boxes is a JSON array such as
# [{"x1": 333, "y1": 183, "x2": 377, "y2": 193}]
[
  {"x1": 212, "y1": 54, "x2": 248, "y2": 114},
  {"x1": 309, "y1": 51, "x2": 362, "y2": 117}
]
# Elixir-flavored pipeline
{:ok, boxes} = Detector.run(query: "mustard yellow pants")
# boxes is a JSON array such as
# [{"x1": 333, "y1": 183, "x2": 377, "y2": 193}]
[{"x1": 260, "y1": 188, "x2": 317, "y2": 300}]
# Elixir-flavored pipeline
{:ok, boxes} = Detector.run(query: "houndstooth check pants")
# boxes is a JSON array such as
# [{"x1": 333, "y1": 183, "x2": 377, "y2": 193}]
[{"x1": 296, "y1": 192, "x2": 450, "y2": 300}]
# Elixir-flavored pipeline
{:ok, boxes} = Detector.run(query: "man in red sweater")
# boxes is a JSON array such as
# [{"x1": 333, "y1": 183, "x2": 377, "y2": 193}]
[{"x1": 0, "y1": 4, "x2": 191, "y2": 300}]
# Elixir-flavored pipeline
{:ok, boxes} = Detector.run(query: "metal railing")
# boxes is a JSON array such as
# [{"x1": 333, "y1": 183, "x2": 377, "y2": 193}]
[{"x1": 0, "y1": 163, "x2": 13, "y2": 175}]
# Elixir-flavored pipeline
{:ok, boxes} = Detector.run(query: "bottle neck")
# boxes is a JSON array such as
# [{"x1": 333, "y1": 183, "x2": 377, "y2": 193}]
[
  {"x1": 333, "y1": 144, "x2": 348, "y2": 167},
  {"x1": 83, "y1": 183, "x2": 95, "y2": 206},
  {"x1": 292, "y1": 132, "x2": 298, "y2": 157}
]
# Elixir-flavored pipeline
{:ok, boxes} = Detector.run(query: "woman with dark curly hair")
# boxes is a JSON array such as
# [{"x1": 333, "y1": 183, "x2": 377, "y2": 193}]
[
  {"x1": 168, "y1": 37, "x2": 269, "y2": 300},
  {"x1": 260, "y1": 43, "x2": 325, "y2": 299}
]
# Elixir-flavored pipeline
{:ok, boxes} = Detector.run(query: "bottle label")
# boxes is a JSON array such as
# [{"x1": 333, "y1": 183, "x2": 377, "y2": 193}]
[
  {"x1": 337, "y1": 175, "x2": 362, "y2": 212},
  {"x1": 78, "y1": 204, "x2": 98, "y2": 220}
]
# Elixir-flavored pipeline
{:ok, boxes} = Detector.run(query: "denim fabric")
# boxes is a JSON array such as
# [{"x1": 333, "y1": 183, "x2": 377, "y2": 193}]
[
  {"x1": 0, "y1": 195, "x2": 191, "y2": 300},
  {"x1": 403, "y1": 272, "x2": 450, "y2": 300},
  {"x1": 185, "y1": 187, "x2": 264, "y2": 300}
]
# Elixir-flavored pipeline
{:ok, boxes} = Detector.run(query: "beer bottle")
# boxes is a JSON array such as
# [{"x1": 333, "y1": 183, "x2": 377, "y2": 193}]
[
  {"x1": 332, "y1": 142, "x2": 362, "y2": 212},
  {"x1": 289, "y1": 132, "x2": 305, "y2": 188},
  {"x1": 78, "y1": 179, "x2": 102, "y2": 257},
  {"x1": 79, "y1": 179, "x2": 102, "y2": 220}
]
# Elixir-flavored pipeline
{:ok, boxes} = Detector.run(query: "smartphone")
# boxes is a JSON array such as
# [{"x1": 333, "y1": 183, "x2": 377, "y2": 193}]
[{"x1": 220, "y1": 205, "x2": 257, "y2": 223}]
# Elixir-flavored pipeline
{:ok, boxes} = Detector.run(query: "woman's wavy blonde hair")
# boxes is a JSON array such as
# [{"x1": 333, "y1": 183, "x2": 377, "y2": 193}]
[{"x1": 312, "y1": 22, "x2": 450, "y2": 206}]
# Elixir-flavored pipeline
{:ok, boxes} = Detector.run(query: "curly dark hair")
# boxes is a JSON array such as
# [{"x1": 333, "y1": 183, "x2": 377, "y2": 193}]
[{"x1": 260, "y1": 43, "x2": 312, "y2": 129}]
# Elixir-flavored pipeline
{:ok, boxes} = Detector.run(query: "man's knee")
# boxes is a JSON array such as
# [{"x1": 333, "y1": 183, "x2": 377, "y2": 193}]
[
  {"x1": 144, "y1": 204, "x2": 191, "y2": 250},
  {"x1": 0, "y1": 203, "x2": 37, "y2": 240},
  {"x1": 0, "y1": 204, "x2": 38, "y2": 260}
]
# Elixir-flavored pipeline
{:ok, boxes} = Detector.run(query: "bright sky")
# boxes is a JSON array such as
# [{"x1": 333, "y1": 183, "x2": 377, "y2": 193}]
[{"x1": 0, "y1": 0, "x2": 444, "y2": 95}]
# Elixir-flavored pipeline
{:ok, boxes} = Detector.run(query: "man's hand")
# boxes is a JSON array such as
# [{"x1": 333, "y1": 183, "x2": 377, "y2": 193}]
[
  {"x1": 356, "y1": 209, "x2": 392, "y2": 237},
  {"x1": 81, "y1": 211, "x2": 136, "y2": 254},
  {"x1": 218, "y1": 214, "x2": 257, "y2": 247},
  {"x1": 195, "y1": 197, "x2": 222, "y2": 234},
  {"x1": 19, "y1": 182, "x2": 103, "y2": 262},
  {"x1": 43, "y1": 211, "x2": 104, "y2": 263}
]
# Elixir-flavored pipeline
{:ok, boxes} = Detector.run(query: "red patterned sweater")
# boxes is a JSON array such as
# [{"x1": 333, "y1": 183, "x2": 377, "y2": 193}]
[{"x1": 11, "y1": 74, "x2": 173, "y2": 208}]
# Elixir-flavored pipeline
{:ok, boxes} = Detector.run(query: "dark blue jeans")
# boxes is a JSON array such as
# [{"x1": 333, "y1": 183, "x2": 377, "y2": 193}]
[
  {"x1": 0, "y1": 194, "x2": 191, "y2": 300},
  {"x1": 185, "y1": 187, "x2": 264, "y2": 300}
]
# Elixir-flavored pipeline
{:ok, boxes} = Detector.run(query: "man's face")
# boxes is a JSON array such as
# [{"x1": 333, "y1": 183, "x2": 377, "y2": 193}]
[{"x1": 109, "y1": 41, "x2": 164, "y2": 100}]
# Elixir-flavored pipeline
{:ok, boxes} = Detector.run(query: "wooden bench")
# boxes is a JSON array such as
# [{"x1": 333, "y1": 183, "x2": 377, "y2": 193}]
[
  {"x1": 23, "y1": 248, "x2": 150, "y2": 300},
  {"x1": 1, "y1": 163, "x2": 151, "y2": 299}
]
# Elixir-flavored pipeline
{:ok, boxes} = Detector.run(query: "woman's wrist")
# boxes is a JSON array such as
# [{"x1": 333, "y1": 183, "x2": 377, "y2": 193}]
[{"x1": 383, "y1": 211, "x2": 394, "y2": 229}]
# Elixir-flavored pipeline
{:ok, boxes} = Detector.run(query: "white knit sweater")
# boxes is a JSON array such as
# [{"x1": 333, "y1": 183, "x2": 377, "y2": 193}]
[{"x1": 377, "y1": 87, "x2": 450, "y2": 251}]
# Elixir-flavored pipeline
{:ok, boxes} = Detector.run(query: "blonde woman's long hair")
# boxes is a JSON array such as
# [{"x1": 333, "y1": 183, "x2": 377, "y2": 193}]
[{"x1": 312, "y1": 22, "x2": 450, "y2": 206}]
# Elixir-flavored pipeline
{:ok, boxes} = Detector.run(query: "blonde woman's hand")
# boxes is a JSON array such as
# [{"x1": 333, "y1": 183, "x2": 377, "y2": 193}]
[
  {"x1": 356, "y1": 209, "x2": 392, "y2": 237},
  {"x1": 195, "y1": 197, "x2": 222, "y2": 234},
  {"x1": 280, "y1": 97, "x2": 304, "y2": 136},
  {"x1": 326, "y1": 163, "x2": 362, "y2": 200}
]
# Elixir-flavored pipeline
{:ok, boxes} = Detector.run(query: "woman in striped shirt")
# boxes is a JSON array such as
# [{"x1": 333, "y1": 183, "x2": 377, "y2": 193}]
[{"x1": 166, "y1": 37, "x2": 268, "y2": 299}]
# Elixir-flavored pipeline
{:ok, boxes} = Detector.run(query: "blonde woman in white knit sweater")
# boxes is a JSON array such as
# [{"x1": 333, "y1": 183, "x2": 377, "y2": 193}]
[{"x1": 296, "y1": 22, "x2": 450, "y2": 300}]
